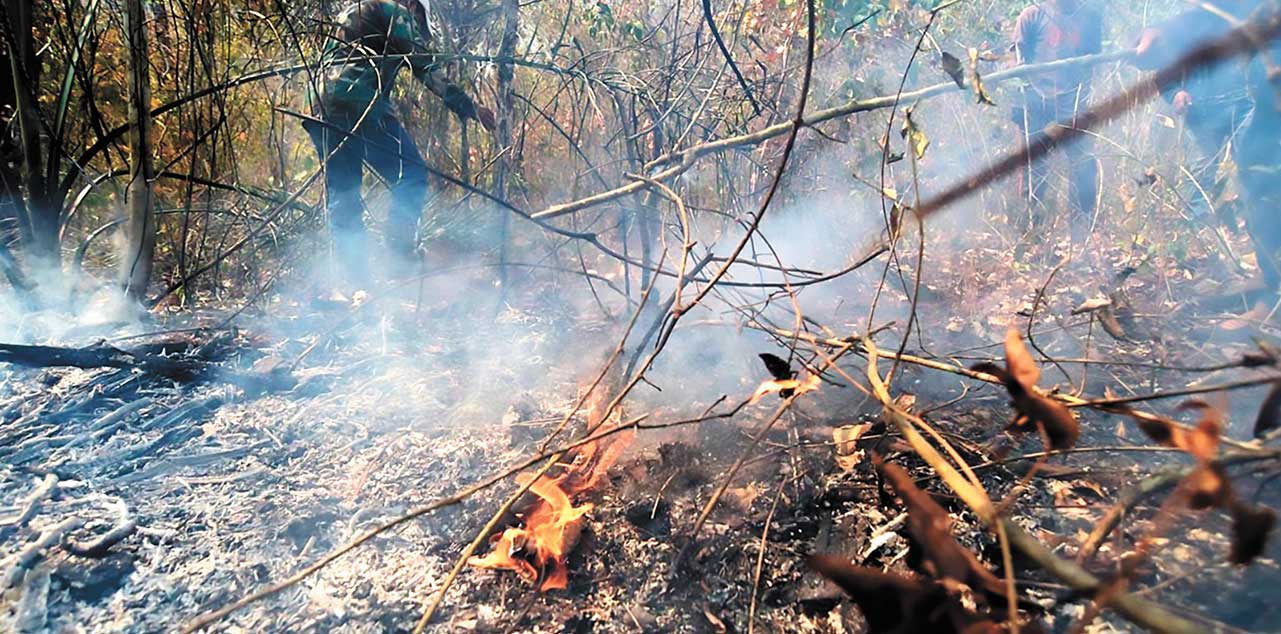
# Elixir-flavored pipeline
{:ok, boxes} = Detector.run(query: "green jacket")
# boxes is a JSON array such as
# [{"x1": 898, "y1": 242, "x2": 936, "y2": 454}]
[{"x1": 316, "y1": 0, "x2": 478, "y2": 120}]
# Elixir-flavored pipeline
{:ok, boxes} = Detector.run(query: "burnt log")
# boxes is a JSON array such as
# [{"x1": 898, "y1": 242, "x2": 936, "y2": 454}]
[{"x1": 0, "y1": 342, "x2": 295, "y2": 391}]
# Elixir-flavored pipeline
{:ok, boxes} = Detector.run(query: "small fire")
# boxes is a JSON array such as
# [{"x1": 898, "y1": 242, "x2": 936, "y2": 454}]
[
  {"x1": 749, "y1": 372, "x2": 821, "y2": 404},
  {"x1": 468, "y1": 432, "x2": 630, "y2": 590}
]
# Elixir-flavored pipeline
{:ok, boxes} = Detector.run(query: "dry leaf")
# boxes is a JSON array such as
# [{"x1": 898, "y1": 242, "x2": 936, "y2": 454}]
[
  {"x1": 1254, "y1": 379, "x2": 1281, "y2": 438},
  {"x1": 968, "y1": 47, "x2": 996, "y2": 106},
  {"x1": 900, "y1": 107, "x2": 929, "y2": 160},
  {"x1": 1183, "y1": 464, "x2": 1230, "y2": 511},
  {"x1": 876, "y1": 458, "x2": 1005, "y2": 596},
  {"x1": 749, "y1": 373, "x2": 821, "y2": 404},
  {"x1": 1071, "y1": 297, "x2": 1113, "y2": 314},
  {"x1": 757, "y1": 353, "x2": 794, "y2": 381},
  {"x1": 1003, "y1": 327, "x2": 1040, "y2": 389},
  {"x1": 1229, "y1": 499, "x2": 1276, "y2": 565},
  {"x1": 834, "y1": 423, "x2": 872, "y2": 471},
  {"x1": 940, "y1": 51, "x2": 965, "y2": 88},
  {"x1": 806, "y1": 555, "x2": 1000, "y2": 634},
  {"x1": 972, "y1": 329, "x2": 1079, "y2": 450}
]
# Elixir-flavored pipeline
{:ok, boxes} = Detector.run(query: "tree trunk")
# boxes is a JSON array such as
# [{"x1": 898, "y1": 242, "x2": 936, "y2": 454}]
[
  {"x1": 3, "y1": 0, "x2": 56, "y2": 282},
  {"x1": 121, "y1": 0, "x2": 155, "y2": 300},
  {"x1": 494, "y1": 0, "x2": 518, "y2": 295}
]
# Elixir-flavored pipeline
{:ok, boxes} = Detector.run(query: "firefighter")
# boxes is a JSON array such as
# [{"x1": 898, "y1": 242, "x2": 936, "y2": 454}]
[
  {"x1": 1135, "y1": 0, "x2": 1281, "y2": 297},
  {"x1": 308, "y1": 0, "x2": 494, "y2": 288},
  {"x1": 1010, "y1": 0, "x2": 1103, "y2": 247}
]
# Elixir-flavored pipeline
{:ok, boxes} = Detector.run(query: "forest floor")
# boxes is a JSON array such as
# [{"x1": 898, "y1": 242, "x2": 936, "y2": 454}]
[{"x1": 2, "y1": 227, "x2": 1281, "y2": 633}]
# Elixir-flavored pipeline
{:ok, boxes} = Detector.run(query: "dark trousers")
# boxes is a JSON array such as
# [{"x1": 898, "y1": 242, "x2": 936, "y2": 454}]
[
  {"x1": 1012, "y1": 93, "x2": 1099, "y2": 244},
  {"x1": 1238, "y1": 116, "x2": 1281, "y2": 290},
  {"x1": 305, "y1": 109, "x2": 427, "y2": 286}
]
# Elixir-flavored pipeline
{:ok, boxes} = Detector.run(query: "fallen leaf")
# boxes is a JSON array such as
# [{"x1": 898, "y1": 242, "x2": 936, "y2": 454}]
[
  {"x1": 749, "y1": 373, "x2": 821, "y2": 404},
  {"x1": 1071, "y1": 297, "x2": 1113, "y2": 314},
  {"x1": 1183, "y1": 463, "x2": 1230, "y2": 511}
]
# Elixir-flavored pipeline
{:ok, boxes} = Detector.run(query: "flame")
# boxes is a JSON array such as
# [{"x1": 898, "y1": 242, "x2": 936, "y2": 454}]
[
  {"x1": 468, "y1": 430, "x2": 631, "y2": 591},
  {"x1": 749, "y1": 372, "x2": 821, "y2": 404}
]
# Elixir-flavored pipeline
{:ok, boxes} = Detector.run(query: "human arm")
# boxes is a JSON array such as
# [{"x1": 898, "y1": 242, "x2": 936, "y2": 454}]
[
  {"x1": 418, "y1": 70, "x2": 496, "y2": 130},
  {"x1": 1013, "y1": 6, "x2": 1043, "y2": 65},
  {"x1": 367, "y1": 0, "x2": 496, "y2": 129}
]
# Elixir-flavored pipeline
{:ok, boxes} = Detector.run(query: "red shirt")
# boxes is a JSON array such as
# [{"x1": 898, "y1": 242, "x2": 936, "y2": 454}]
[{"x1": 1014, "y1": 2, "x2": 1103, "y2": 99}]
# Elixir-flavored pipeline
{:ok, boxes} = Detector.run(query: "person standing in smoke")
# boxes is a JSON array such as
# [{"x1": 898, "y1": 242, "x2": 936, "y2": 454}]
[
  {"x1": 308, "y1": 0, "x2": 495, "y2": 291},
  {"x1": 1010, "y1": 0, "x2": 1103, "y2": 248},
  {"x1": 1134, "y1": 0, "x2": 1281, "y2": 300}
]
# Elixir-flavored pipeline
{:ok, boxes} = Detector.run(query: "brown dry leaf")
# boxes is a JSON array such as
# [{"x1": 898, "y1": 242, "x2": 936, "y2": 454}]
[
  {"x1": 1178, "y1": 400, "x2": 1223, "y2": 462},
  {"x1": 749, "y1": 373, "x2": 821, "y2": 404},
  {"x1": 876, "y1": 458, "x2": 1005, "y2": 596},
  {"x1": 1229, "y1": 499, "x2": 1277, "y2": 565},
  {"x1": 834, "y1": 423, "x2": 872, "y2": 471},
  {"x1": 972, "y1": 331, "x2": 1079, "y2": 451},
  {"x1": 1003, "y1": 327, "x2": 1040, "y2": 390},
  {"x1": 968, "y1": 47, "x2": 996, "y2": 106},
  {"x1": 725, "y1": 484, "x2": 763, "y2": 512},
  {"x1": 806, "y1": 555, "x2": 999, "y2": 634},
  {"x1": 1253, "y1": 379, "x2": 1281, "y2": 438},
  {"x1": 1015, "y1": 391, "x2": 1080, "y2": 451},
  {"x1": 940, "y1": 51, "x2": 965, "y2": 88},
  {"x1": 1184, "y1": 464, "x2": 1231, "y2": 511},
  {"x1": 1097, "y1": 306, "x2": 1129, "y2": 341},
  {"x1": 901, "y1": 107, "x2": 930, "y2": 160},
  {"x1": 1050, "y1": 480, "x2": 1106, "y2": 521},
  {"x1": 1071, "y1": 297, "x2": 1113, "y2": 314},
  {"x1": 1134, "y1": 415, "x2": 1184, "y2": 448}
]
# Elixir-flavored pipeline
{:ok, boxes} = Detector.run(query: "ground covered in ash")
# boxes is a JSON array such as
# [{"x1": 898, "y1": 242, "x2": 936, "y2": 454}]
[{"x1": 3, "y1": 244, "x2": 1281, "y2": 634}]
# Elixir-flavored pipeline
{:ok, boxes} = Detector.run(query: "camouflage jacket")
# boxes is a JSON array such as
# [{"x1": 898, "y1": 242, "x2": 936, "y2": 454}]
[{"x1": 316, "y1": 0, "x2": 478, "y2": 120}]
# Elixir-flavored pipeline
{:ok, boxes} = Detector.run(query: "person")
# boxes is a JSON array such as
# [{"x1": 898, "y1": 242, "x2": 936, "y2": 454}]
[
  {"x1": 1010, "y1": 0, "x2": 1103, "y2": 246},
  {"x1": 1135, "y1": 0, "x2": 1281, "y2": 297},
  {"x1": 1135, "y1": 2, "x2": 1256, "y2": 224},
  {"x1": 308, "y1": 0, "x2": 495, "y2": 289}
]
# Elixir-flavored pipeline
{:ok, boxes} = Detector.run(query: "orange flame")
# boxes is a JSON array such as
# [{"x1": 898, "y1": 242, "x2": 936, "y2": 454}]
[{"x1": 468, "y1": 431, "x2": 631, "y2": 591}]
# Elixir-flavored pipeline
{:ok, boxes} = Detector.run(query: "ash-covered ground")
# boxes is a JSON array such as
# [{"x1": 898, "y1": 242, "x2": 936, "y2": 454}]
[{"x1": 2, "y1": 235, "x2": 1281, "y2": 634}]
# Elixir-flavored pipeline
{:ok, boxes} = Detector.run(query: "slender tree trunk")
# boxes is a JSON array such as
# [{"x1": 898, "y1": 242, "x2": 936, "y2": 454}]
[
  {"x1": 494, "y1": 0, "x2": 518, "y2": 297},
  {"x1": 3, "y1": 0, "x2": 56, "y2": 282},
  {"x1": 0, "y1": 42, "x2": 28, "y2": 294},
  {"x1": 121, "y1": 0, "x2": 155, "y2": 300}
]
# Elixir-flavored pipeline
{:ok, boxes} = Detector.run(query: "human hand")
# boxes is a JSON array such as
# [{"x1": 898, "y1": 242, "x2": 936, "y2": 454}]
[
  {"x1": 1173, "y1": 90, "x2": 1193, "y2": 115},
  {"x1": 1133, "y1": 27, "x2": 1163, "y2": 70}
]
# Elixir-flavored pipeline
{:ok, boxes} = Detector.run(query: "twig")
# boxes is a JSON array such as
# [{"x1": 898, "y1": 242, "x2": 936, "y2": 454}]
[{"x1": 1, "y1": 517, "x2": 83, "y2": 588}]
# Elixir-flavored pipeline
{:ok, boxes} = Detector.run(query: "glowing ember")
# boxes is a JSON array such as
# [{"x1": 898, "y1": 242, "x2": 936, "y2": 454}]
[{"x1": 749, "y1": 373, "x2": 821, "y2": 404}]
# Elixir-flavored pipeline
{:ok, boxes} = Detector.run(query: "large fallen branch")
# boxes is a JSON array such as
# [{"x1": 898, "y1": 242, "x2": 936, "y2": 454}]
[{"x1": 0, "y1": 342, "x2": 294, "y2": 391}]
